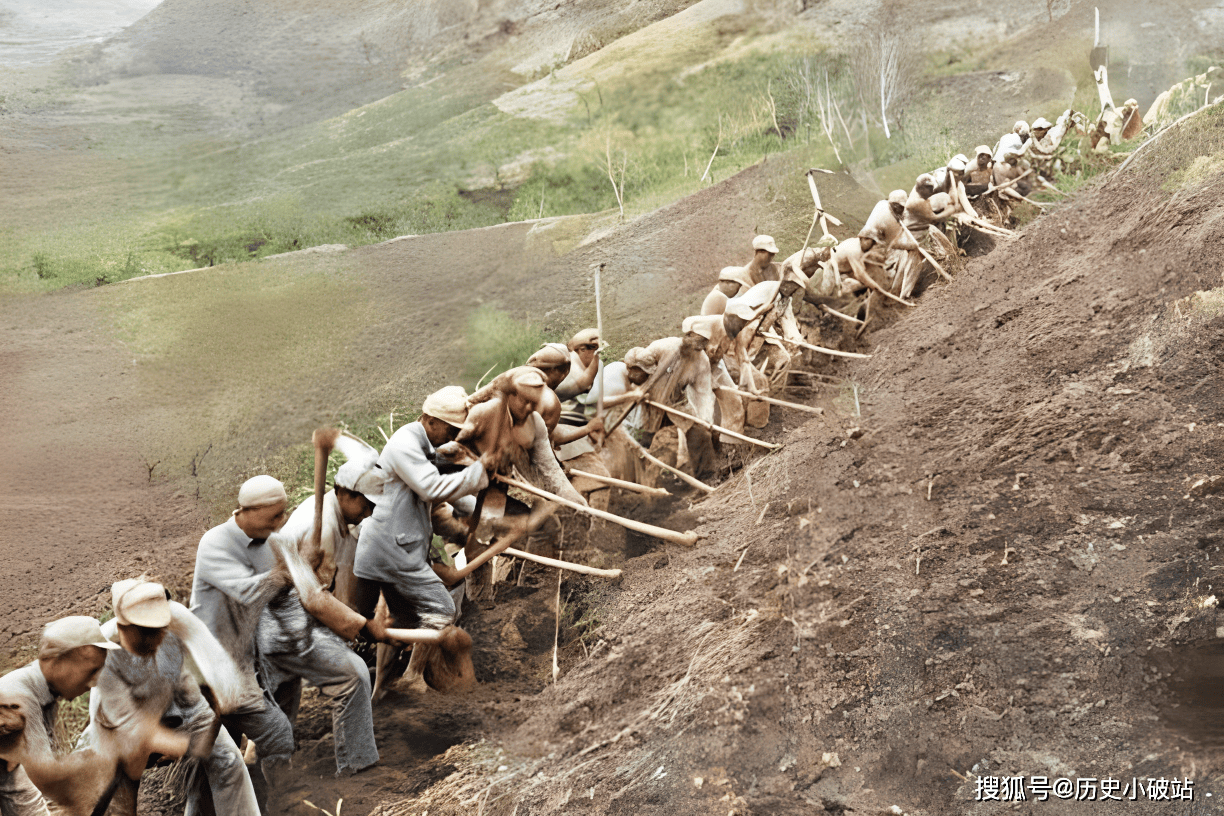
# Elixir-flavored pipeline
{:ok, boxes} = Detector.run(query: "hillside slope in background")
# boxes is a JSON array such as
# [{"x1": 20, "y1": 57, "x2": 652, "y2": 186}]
[
  {"x1": 9, "y1": 0, "x2": 1223, "y2": 294},
  {"x1": 366, "y1": 107, "x2": 1224, "y2": 816},
  {"x1": 3, "y1": 0, "x2": 1224, "y2": 812}
]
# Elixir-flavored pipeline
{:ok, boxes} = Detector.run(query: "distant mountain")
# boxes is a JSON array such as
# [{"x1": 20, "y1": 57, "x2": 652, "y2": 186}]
[{"x1": 64, "y1": 0, "x2": 700, "y2": 125}]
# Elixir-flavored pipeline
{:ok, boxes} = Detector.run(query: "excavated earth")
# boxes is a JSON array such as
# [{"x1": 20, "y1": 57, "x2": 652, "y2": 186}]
[
  {"x1": 7, "y1": 137, "x2": 1224, "y2": 816},
  {"x1": 272, "y1": 156, "x2": 1224, "y2": 814},
  {"x1": 5, "y1": 1, "x2": 1224, "y2": 809}
]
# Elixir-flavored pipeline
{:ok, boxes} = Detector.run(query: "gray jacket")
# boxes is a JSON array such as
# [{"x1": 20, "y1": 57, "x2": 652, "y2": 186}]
[{"x1": 354, "y1": 421, "x2": 486, "y2": 585}]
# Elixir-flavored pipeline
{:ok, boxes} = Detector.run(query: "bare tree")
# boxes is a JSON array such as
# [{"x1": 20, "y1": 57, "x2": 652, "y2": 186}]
[
  {"x1": 814, "y1": 68, "x2": 844, "y2": 163},
  {"x1": 786, "y1": 56, "x2": 856, "y2": 159},
  {"x1": 701, "y1": 114, "x2": 723, "y2": 182},
  {"x1": 604, "y1": 135, "x2": 626, "y2": 218},
  {"x1": 850, "y1": 22, "x2": 921, "y2": 139}
]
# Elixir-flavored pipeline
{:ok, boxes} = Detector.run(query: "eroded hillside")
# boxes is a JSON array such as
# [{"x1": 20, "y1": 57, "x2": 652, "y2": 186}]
[{"x1": 354, "y1": 107, "x2": 1224, "y2": 816}]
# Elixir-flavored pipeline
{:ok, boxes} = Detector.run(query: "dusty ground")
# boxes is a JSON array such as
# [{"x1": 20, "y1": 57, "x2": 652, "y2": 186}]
[
  {"x1": 4, "y1": 0, "x2": 1224, "y2": 813},
  {"x1": 113, "y1": 122, "x2": 1224, "y2": 816},
  {"x1": 0, "y1": 148, "x2": 822, "y2": 655},
  {"x1": 0, "y1": 291, "x2": 204, "y2": 650},
  {"x1": 287, "y1": 137, "x2": 1224, "y2": 814}
]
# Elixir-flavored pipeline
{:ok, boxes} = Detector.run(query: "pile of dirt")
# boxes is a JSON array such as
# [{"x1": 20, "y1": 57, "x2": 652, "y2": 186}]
[{"x1": 353, "y1": 139, "x2": 1224, "y2": 814}]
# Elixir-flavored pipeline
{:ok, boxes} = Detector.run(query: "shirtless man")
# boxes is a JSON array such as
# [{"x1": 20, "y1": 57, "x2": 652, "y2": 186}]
[
  {"x1": 826, "y1": 191, "x2": 919, "y2": 329},
  {"x1": 963, "y1": 146, "x2": 994, "y2": 197},
  {"x1": 622, "y1": 333, "x2": 716, "y2": 469},
  {"x1": 902, "y1": 174, "x2": 966, "y2": 236},
  {"x1": 449, "y1": 368, "x2": 587, "y2": 594},
  {"x1": 525, "y1": 340, "x2": 613, "y2": 544},
  {"x1": 524, "y1": 343, "x2": 605, "y2": 452},
  {"x1": 682, "y1": 314, "x2": 745, "y2": 440},
  {"x1": 861, "y1": 191, "x2": 922, "y2": 299},
  {"x1": 722, "y1": 272, "x2": 806, "y2": 395}
]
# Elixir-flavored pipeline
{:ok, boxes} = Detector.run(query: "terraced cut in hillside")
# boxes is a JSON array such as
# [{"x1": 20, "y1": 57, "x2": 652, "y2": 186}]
[
  {"x1": 6, "y1": 1, "x2": 1224, "y2": 814},
  {"x1": 120, "y1": 110, "x2": 1224, "y2": 815}
]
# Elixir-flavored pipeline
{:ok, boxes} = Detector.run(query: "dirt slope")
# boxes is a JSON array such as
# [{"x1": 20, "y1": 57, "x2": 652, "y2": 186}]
[
  {"x1": 364, "y1": 127, "x2": 1224, "y2": 814},
  {"x1": 0, "y1": 148, "x2": 869, "y2": 655},
  {"x1": 0, "y1": 291, "x2": 204, "y2": 651}
]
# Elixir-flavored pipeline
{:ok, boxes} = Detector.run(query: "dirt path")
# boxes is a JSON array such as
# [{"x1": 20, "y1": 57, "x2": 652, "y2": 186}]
[{"x1": 0, "y1": 291, "x2": 203, "y2": 655}]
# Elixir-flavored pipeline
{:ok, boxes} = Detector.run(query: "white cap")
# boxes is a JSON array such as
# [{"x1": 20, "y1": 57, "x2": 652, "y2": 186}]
[
  {"x1": 726, "y1": 299, "x2": 760, "y2": 321},
  {"x1": 335, "y1": 454, "x2": 376, "y2": 489},
  {"x1": 39, "y1": 616, "x2": 121, "y2": 659},
  {"x1": 112, "y1": 579, "x2": 172, "y2": 628},
  {"x1": 568, "y1": 328, "x2": 600, "y2": 350},
  {"x1": 752, "y1": 235, "x2": 779, "y2": 254},
  {"x1": 331, "y1": 432, "x2": 383, "y2": 500},
  {"x1": 1032, "y1": 117, "x2": 1053, "y2": 130},
  {"x1": 526, "y1": 343, "x2": 570, "y2": 368},
  {"x1": 236, "y1": 475, "x2": 287, "y2": 510},
  {"x1": 422, "y1": 385, "x2": 469, "y2": 428},
  {"x1": 682, "y1": 315, "x2": 715, "y2": 340}
]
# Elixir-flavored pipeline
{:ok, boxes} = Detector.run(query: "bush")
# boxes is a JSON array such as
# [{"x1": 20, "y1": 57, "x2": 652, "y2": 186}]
[
  {"x1": 506, "y1": 159, "x2": 618, "y2": 222},
  {"x1": 464, "y1": 305, "x2": 557, "y2": 382}
]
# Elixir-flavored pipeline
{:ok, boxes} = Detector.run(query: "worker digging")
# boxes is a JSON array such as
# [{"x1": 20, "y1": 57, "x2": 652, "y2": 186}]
[{"x1": 0, "y1": 25, "x2": 1184, "y2": 814}]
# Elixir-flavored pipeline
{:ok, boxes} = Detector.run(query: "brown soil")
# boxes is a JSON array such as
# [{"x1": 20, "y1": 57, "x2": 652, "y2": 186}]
[
  {"x1": 5, "y1": 1, "x2": 1224, "y2": 811},
  {"x1": 7, "y1": 137, "x2": 1224, "y2": 815},
  {"x1": 319, "y1": 162, "x2": 1224, "y2": 814},
  {"x1": 0, "y1": 292, "x2": 205, "y2": 657},
  {"x1": 0, "y1": 148, "x2": 830, "y2": 658}
]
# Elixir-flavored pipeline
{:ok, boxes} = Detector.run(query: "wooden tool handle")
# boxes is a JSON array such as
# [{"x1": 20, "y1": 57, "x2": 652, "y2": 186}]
[
  {"x1": 495, "y1": 473, "x2": 700, "y2": 546},
  {"x1": 502, "y1": 547, "x2": 623, "y2": 578}
]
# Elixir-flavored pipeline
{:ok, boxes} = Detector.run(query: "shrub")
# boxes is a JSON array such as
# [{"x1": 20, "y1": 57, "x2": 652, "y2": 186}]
[{"x1": 464, "y1": 305, "x2": 556, "y2": 382}]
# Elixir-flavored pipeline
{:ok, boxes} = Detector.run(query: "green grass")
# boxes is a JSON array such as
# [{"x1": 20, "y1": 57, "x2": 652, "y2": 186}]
[
  {"x1": 7, "y1": 4, "x2": 1212, "y2": 298},
  {"x1": 54, "y1": 694, "x2": 92, "y2": 751},
  {"x1": 1156, "y1": 102, "x2": 1224, "y2": 191},
  {"x1": 464, "y1": 304, "x2": 560, "y2": 382},
  {"x1": 3, "y1": 39, "x2": 852, "y2": 293}
]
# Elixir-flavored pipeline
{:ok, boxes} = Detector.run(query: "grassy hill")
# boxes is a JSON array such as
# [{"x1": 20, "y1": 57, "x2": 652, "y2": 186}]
[{"x1": 10, "y1": 0, "x2": 1221, "y2": 294}]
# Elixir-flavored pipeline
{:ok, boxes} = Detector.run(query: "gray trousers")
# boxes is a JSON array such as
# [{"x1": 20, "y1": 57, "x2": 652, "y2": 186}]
[
  {"x1": 219, "y1": 684, "x2": 295, "y2": 815},
  {"x1": 262, "y1": 629, "x2": 377, "y2": 776},
  {"x1": 183, "y1": 705, "x2": 260, "y2": 816},
  {"x1": 0, "y1": 766, "x2": 48, "y2": 816}
]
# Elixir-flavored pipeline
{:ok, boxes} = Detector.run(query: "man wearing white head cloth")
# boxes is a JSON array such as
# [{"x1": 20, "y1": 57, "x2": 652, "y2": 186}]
[
  {"x1": 283, "y1": 434, "x2": 383, "y2": 606},
  {"x1": 353, "y1": 387, "x2": 490, "y2": 634},
  {"x1": 190, "y1": 476, "x2": 298, "y2": 811}
]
